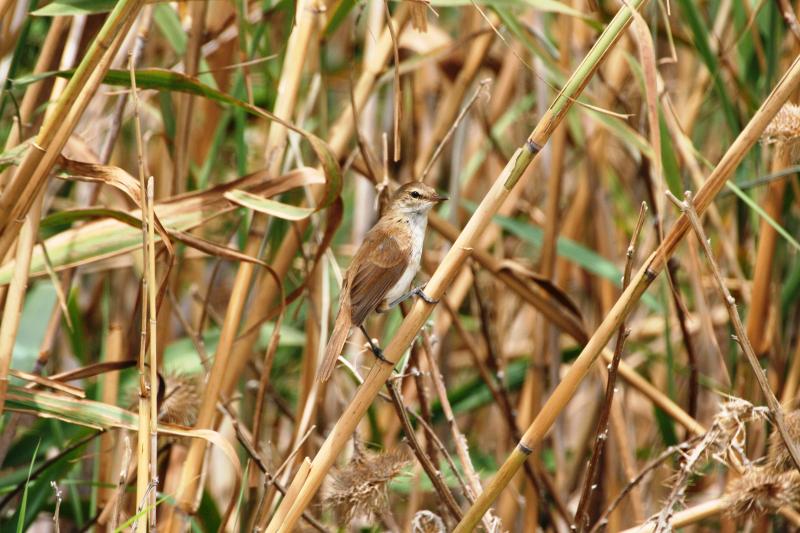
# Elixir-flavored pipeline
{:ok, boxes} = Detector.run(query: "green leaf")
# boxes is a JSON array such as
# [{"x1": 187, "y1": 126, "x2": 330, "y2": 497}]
[
  {"x1": 324, "y1": 0, "x2": 358, "y2": 37},
  {"x1": 674, "y1": 0, "x2": 740, "y2": 134},
  {"x1": 726, "y1": 181, "x2": 800, "y2": 253},
  {"x1": 58, "y1": 67, "x2": 342, "y2": 208},
  {"x1": 224, "y1": 190, "x2": 315, "y2": 220},
  {"x1": 486, "y1": 210, "x2": 663, "y2": 311},
  {"x1": 32, "y1": 0, "x2": 123, "y2": 16},
  {"x1": 40, "y1": 208, "x2": 142, "y2": 230},
  {"x1": 16, "y1": 439, "x2": 40, "y2": 533}
]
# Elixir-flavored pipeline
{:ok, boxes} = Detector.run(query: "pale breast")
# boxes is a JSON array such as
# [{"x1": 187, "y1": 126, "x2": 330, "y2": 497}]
[{"x1": 384, "y1": 213, "x2": 427, "y2": 304}]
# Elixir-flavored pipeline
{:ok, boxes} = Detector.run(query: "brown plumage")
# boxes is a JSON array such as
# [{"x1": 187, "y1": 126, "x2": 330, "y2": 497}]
[{"x1": 317, "y1": 182, "x2": 446, "y2": 382}]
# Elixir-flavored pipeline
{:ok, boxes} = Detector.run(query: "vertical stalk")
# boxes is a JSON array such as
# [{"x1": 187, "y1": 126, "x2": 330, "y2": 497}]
[
  {"x1": 454, "y1": 49, "x2": 800, "y2": 533},
  {"x1": 745, "y1": 146, "x2": 791, "y2": 355},
  {"x1": 0, "y1": 0, "x2": 143, "y2": 258},
  {"x1": 267, "y1": 2, "x2": 649, "y2": 531},
  {"x1": 172, "y1": 0, "x2": 330, "y2": 517}
]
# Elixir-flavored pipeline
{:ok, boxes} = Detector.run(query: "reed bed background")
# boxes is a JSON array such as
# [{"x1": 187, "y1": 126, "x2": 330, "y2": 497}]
[{"x1": 1, "y1": 0, "x2": 800, "y2": 531}]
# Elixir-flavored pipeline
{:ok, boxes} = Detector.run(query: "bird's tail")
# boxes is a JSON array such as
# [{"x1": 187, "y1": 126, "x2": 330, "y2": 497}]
[{"x1": 318, "y1": 310, "x2": 351, "y2": 382}]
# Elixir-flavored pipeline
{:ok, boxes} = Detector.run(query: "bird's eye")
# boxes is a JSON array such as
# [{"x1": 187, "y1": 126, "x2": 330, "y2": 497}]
[{"x1": 410, "y1": 191, "x2": 421, "y2": 199}]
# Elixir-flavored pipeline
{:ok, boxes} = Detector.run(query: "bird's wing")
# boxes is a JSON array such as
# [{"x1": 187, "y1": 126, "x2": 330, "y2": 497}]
[{"x1": 348, "y1": 226, "x2": 409, "y2": 326}]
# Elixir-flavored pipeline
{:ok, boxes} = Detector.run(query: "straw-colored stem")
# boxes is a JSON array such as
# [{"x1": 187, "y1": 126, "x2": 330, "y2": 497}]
[
  {"x1": 454, "y1": 49, "x2": 800, "y2": 533},
  {"x1": 619, "y1": 498, "x2": 728, "y2": 533},
  {"x1": 172, "y1": 0, "x2": 208, "y2": 193},
  {"x1": 670, "y1": 189, "x2": 800, "y2": 474},
  {"x1": 98, "y1": 323, "x2": 123, "y2": 508},
  {"x1": 267, "y1": 2, "x2": 648, "y2": 530},
  {"x1": 130, "y1": 52, "x2": 153, "y2": 533},
  {"x1": 172, "y1": 0, "x2": 328, "y2": 515},
  {"x1": 0, "y1": 199, "x2": 42, "y2": 415},
  {"x1": 145, "y1": 177, "x2": 158, "y2": 529},
  {"x1": 0, "y1": 0, "x2": 143, "y2": 258},
  {"x1": 218, "y1": 4, "x2": 412, "y2": 399},
  {"x1": 745, "y1": 146, "x2": 791, "y2": 355}
]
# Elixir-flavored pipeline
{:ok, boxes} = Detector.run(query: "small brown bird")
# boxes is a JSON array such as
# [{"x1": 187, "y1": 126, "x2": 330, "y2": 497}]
[{"x1": 317, "y1": 182, "x2": 447, "y2": 382}]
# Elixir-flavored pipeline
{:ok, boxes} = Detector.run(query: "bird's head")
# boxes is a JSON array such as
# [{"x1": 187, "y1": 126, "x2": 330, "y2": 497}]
[{"x1": 388, "y1": 182, "x2": 447, "y2": 216}]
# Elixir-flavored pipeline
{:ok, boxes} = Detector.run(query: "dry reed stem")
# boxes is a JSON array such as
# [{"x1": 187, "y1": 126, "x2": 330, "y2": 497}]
[
  {"x1": 267, "y1": 1, "x2": 649, "y2": 530},
  {"x1": 387, "y1": 381, "x2": 463, "y2": 523},
  {"x1": 172, "y1": 0, "x2": 327, "y2": 515},
  {"x1": 746, "y1": 143, "x2": 793, "y2": 354},
  {"x1": 130, "y1": 52, "x2": 153, "y2": 533},
  {"x1": 216, "y1": 5, "x2": 412, "y2": 403},
  {"x1": 0, "y1": 0, "x2": 143, "y2": 260},
  {"x1": 668, "y1": 189, "x2": 800, "y2": 474},
  {"x1": 574, "y1": 202, "x2": 646, "y2": 532},
  {"x1": 0, "y1": 200, "x2": 40, "y2": 415},
  {"x1": 454, "y1": 38, "x2": 800, "y2": 533},
  {"x1": 412, "y1": 11, "x2": 497, "y2": 177},
  {"x1": 145, "y1": 177, "x2": 158, "y2": 529},
  {"x1": 416, "y1": 331, "x2": 498, "y2": 530}
]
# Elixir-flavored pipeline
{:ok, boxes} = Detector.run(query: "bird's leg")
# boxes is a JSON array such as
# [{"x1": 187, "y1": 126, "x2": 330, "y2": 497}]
[
  {"x1": 385, "y1": 284, "x2": 439, "y2": 309},
  {"x1": 358, "y1": 324, "x2": 393, "y2": 367}
]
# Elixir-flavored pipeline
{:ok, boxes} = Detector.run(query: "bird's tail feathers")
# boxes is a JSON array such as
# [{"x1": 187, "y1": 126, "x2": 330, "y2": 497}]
[{"x1": 317, "y1": 311, "x2": 351, "y2": 382}]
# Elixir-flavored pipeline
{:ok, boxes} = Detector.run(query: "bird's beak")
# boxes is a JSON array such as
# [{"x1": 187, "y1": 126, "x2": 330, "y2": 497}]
[{"x1": 432, "y1": 192, "x2": 448, "y2": 203}]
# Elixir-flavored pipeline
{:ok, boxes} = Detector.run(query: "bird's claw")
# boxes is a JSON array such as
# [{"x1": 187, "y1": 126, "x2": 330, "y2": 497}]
[
  {"x1": 415, "y1": 287, "x2": 439, "y2": 304},
  {"x1": 369, "y1": 345, "x2": 392, "y2": 366}
]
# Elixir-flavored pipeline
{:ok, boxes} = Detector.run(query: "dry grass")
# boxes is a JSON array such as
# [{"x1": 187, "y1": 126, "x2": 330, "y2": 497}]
[{"x1": 2, "y1": 0, "x2": 800, "y2": 532}]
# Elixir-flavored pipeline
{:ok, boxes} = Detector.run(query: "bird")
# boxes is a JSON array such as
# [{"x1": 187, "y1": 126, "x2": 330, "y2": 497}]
[{"x1": 317, "y1": 181, "x2": 447, "y2": 382}]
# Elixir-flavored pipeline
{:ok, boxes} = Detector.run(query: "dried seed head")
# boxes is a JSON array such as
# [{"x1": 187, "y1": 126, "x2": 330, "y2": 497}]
[
  {"x1": 767, "y1": 410, "x2": 800, "y2": 473},
  {"x1": 762, "y1": 103, "x2": 800, "y2": 145},
  {"x1": 322, "y1": 445, "x2": 411, "y2": 525},
  {"x1": 159, "y1": 373, "x2": 201, "y2": 426},
  {"x1": 126, "y1": 372, "x2": 201, "y2": 428},
  {"x1": 724, "y1": 468, "x2": 800, "y2": 517},
  {"x1": 411, "y1": 510, "x2": 446, "y2": 533}
]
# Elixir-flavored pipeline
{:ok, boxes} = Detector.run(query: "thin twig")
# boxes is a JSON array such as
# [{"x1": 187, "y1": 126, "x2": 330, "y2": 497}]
[
  {"x1": 387, "y1": 379, "x2": 464, "y2": 522},
  {"x1": 588, "y1": 439, "x2": 700, "y2": 533},
  {"x1": 667, "y1": 190, "x2": 800, "y2": 475},
  {"x1": 419, "y1": 79, "x2": 491, "y2": 182},
  {"x1": 574, "y1": 201, "x2": 647, "y2": 532}
]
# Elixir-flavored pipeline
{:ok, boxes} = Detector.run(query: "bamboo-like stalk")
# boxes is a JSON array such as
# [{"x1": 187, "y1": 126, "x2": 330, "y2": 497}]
[
  {"x1": 0, "y1": 13, "x2": 90, "y2": 415},
  {"x1": 618, "y1": 498, "x2": 728, "y2": 533},
  {"x1": 745, "y1": 146, "x2": 792, "y2": 355},
  {"x1": 171, "y1": 0, "x2": 329, "y2": 516},
  {"x1": 98, "y1": 322, "x2": 123, "y2": 508},
  {"x1": 453, "y1": 48, "x2": 800, "y2": 533},
  {"x1": 0, "y1": 200, "x2": 41, "y2": 415},
  {"x1": 131, "y1": 54, "x2": 152, "y2": 533},
  {"x1": 145, "y1": 177, "x2": 158, "y2": 530},
  {"x1": 172, "y1": 0, "x2": 208, "y2": 193},
  {"x1": 0, "y1": 0, "x2": 143, "y2": 260},
  {"x1": 669, "y1": 189, "x2": 800, "y2": 473},
  {"x1": 217, "y1": 4, "x2": 412, "y2": 400},
  {"x1": 266, "y1": 2, "x2": 649, "y2": 530}
]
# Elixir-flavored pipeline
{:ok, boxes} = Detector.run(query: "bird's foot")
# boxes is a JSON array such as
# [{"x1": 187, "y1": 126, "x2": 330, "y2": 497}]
[
  {"x1": 413, "y1": 285, "x2": 439, "y2": 304},
  {"x1": 369, "y1": 344, "x2": 392, "y2": 366},
  {"x1": 387, "y1": 284, "x2": 440, "y2": 309}
]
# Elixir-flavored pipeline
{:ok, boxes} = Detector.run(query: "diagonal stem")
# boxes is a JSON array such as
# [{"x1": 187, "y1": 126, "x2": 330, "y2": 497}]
[
  {"x1": 667, "y1": 189, "x2": 800, "y2": 475},
  {"x1": 453, "y1": 48, "x2": 800, "y2": 533},
  {"x1": 266, "y1": 0, "x2": 650, "y2": 530}
]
